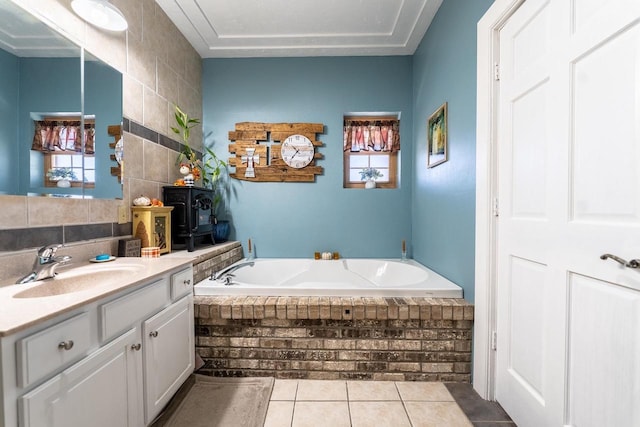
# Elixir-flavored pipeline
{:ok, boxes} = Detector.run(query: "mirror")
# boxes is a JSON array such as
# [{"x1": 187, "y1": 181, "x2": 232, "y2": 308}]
[{"x1": 0, "y1": 0, "x2": 123, "y2": 199}]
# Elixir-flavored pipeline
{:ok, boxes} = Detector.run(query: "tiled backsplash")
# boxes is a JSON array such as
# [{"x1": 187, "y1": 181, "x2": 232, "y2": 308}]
[
  {"x1": 0, "y1": 238, "x2": 123, "y2": 284},
  {"x1": 0, "y1": 223, "x2": 130, "y2": 253}
]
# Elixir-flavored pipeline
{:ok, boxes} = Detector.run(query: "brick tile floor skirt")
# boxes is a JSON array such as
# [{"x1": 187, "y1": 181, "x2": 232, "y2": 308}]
[{"x1": 195, "y1": 296, "x2": 473, "y2": 382}]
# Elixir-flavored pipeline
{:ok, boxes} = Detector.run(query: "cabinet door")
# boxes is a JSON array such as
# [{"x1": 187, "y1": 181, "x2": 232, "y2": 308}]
[
  {"x1": 19, "y1": 328, "x2": 143, "y2": 427},
  {"x1": 143, "y1": 295, "x2": 194, "y2": 424}
]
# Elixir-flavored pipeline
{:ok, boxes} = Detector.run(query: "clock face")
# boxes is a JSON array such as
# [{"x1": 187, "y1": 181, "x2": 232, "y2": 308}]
[{"x1": 281, "y1": 134, "x2": 314, "y2": 169}]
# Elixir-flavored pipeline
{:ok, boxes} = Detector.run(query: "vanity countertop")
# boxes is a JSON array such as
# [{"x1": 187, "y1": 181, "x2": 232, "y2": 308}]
[{"x1": 0, "y1": 257, "x2": 193, "y2": 337}]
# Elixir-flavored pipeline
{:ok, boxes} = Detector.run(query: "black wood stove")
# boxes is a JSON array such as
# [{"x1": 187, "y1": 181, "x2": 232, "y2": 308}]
[{"x1": 162, "y1": 186, "x2": 215, "y2": 252}]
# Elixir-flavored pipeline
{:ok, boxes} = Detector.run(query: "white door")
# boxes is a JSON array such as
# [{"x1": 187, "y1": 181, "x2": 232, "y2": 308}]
[{"x1": 495, "y1": 0, "x2": 640, "y2": 426}]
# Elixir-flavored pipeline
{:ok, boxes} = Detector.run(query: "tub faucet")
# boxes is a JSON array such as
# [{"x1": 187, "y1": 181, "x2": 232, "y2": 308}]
[
  {"x1": 211, "y1": 261, "x2": 255, "y2": 281},
  {"x1": 16, "y1": 244, "x2": 72, "y2": 284}
]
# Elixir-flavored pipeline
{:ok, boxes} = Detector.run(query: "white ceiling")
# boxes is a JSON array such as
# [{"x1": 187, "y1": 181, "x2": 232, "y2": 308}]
[
  {"x1": 0, "y1": 0, "x2": 79, "y2": 57},
  {"x1": 155, "y1": 0, "x2": 443, "y2": 58}
]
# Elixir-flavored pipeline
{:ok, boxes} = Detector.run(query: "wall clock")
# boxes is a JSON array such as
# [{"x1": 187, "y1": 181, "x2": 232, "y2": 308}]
[
  {"x1": 281, "y1": 134, "x2": 314, "y2": 169},
  {"x1": 227, "y1": 122, "x2": 324, "y2": 182}
]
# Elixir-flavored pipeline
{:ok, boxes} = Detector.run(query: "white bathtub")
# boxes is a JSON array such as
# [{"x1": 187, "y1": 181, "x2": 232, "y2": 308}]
[{"x1": 195, "y1": 258, "x2": 463, "y2": 298}]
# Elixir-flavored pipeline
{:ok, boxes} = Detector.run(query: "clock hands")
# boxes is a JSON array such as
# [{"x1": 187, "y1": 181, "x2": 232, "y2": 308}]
[{"x1": 289, "y1": 146, "x2": 300, "y2": 159}]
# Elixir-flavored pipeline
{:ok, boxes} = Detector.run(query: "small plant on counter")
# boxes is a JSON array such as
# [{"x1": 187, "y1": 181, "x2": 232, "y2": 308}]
[
  {"x1": 359, "y1": 167, "x2": 383, "y2": 181},
  {"x1": 172, "y1": 105, "x2": 202, "y2": 182},
  {"x1": 170, "y1": 105, "x2": 230, "y2": 225},
  {"x1": 47, "y1": 167, "x2": 78, "y2": 181}
]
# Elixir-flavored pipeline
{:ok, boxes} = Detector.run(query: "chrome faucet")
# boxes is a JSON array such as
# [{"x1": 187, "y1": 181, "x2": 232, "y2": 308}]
[
  {"x1": 16, "y1": 244, "x2": 72, "y2": 284},
  {"x1": 210, "y1": 261, "x2": 255, "y2": 281}
]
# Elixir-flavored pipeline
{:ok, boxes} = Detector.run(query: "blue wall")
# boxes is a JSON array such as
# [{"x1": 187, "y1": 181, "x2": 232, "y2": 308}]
[
  {"x1": 85, "y1": 60, "x2": 124, "y2": 199},
  {"x1": 11, "y1": 57, "x2": 122, "y2": 198},
  {"x1": 202, "y1": 56, "x2": 413, "y2": 259},
  {"x1": 202, "y1": 0, "x2": 493, "y2": 301},
  {"x1": 0, "y1": 49, "x2": 20, "y2": 194},
  {"x1": 19, "y1": 58, "x2": 82, "y2": 195},
  {"x1": 411, "y1": 0, "x2": 493, "y2": 302}
]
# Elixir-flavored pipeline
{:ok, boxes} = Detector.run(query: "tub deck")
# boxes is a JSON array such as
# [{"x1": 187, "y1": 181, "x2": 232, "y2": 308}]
[{"x1": 195, "y1": 258, "x2": 464, "y2": 298}]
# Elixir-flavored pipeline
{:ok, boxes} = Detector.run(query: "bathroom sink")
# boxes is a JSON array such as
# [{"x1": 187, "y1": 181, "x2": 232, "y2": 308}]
[{"x1": 13, "y1": 264, "x2": 146, "y2": 299}]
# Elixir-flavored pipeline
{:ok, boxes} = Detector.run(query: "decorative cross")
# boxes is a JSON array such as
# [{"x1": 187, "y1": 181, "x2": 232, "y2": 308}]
[{"x1": 241, "y1": 147, "x2": 260, "y2": 178}]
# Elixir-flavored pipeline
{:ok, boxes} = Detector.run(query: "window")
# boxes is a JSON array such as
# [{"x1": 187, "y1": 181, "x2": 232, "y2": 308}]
[
  {"x1": 343, "y1": 114, "x2": 400, "y2": 189},
  {"x1": 32, "y1": 115, "x2": 95, "y2": 188},
  {"x1": 44, "y1": 152, "x2": 95, "y2": 188}
]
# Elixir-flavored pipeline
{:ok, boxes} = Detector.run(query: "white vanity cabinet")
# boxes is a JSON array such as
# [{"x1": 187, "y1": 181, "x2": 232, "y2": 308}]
[{"x1": 0, "y1": 264, "x2": 194, "y2": 427}]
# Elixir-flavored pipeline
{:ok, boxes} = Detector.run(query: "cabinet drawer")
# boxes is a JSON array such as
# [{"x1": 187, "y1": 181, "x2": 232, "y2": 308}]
[
  {"x1": 171, "y1": 268, "x2": 193, "y2": 300},
  {"x1": 100, "y1": 279, "x2": 168, "y2": 342},
  {"x1": 17, "y1": 312, "x2": 91, "y2": 388}
]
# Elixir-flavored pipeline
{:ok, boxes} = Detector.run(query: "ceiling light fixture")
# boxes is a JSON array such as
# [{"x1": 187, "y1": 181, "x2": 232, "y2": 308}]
[{"x1": 71, "y1": 0, "x2": 128, "y2": 32}]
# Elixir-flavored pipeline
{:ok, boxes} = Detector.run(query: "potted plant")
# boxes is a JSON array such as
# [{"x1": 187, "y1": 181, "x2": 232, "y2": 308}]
[
  {"x1": 204, "y1": 145, "x2": 231, "y2": 242},
  {"x1": 360, "y1": 167, "x2": 382, "y2": 189},
  {"x1": 171, "y1": 105, "x2": 202, "y2": 185},
  {"x1": 171, "y1": 105, "x2": 231, "y2": 242},
  {"x1": 47, "y1": 167, "x2": 78, "y2": 188}
]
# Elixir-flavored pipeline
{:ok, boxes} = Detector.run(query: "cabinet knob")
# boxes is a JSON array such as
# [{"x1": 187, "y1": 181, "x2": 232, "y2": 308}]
[
  {"x1": 131, "y1": 343, "x2": 141, "y2": 351},
  {"x1": 58, "y1": 340, "x2": 74, "y2": 351},
  {"x1": 184, "y1": 279, "x2": 191, "y2": 285},
  {"x1": 149, "y1": 331, "x2": 158, "y2": 338}
]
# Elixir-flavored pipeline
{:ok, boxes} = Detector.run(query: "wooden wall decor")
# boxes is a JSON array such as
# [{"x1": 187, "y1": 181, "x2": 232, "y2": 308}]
[
  {"x1": 228, "y1": 122, "x2": 324, "y2": 182},
  {"x1": 108, "y1": 124, "x2": 123, "y2": 182}
]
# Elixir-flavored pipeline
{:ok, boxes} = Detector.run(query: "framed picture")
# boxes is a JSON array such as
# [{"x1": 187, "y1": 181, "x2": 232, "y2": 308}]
[{"x1": 427, "y1": 102, "x2": 448, "y2": 168}]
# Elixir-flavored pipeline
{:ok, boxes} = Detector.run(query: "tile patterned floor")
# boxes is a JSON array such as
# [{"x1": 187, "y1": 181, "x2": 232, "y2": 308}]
[{"x1": 264, "y1": 380, "x2": 515, "y2": 427}]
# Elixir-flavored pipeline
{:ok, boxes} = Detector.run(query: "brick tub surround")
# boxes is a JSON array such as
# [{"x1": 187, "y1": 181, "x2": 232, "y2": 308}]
[
  {"x1": 165, "y1": 240, "x2": 244, "y2": 284},
  {"x1": 188, "y1": 241, "x2": 243, "y2": 284},
  {"x1": 194, "y1": 296, "x2": 473, "y2": 382}
]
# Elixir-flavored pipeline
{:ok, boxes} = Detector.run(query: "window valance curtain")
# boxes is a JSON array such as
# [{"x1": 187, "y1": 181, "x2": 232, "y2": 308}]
[
  {"x1": 31, "y1": 120, "x2": 95, "y2": 154},
  {"x1": 343, "y1": 119, "x2": 400, "y2": 152}
]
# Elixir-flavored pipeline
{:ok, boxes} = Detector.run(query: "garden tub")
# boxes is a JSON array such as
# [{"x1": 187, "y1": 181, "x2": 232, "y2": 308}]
[{"x1": 195, "y1": 258, "x2": 463, "y2": 298}]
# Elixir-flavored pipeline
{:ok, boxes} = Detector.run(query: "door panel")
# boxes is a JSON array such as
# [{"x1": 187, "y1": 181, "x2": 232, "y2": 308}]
[
  {"x1": 572, "y1": 0, "x2": 640, "y2": 35},
  {"x1": 567, "y1": 274, "x2": 640, "y2": 426},
  {"x1": 511, "y1": 83, "x2": 549, "y2": 218},
  {"x1": 496, "y1": 0, "x2": 640, "y2": 425},
  {"x1": 513, "y1": 4, "x2": 549, "y2": 76},
  {"x1": 571, "y1": 23, "x2": 640, "y2": 223},
  {"x1": 508, "y1": 257, "x2": 547, "y2": 398},
  {"x1": 497, "y1": 2, "x2": 557, "y2": 425}
]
